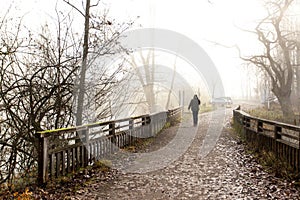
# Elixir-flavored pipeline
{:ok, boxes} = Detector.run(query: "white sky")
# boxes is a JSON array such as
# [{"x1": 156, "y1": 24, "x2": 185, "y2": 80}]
[
  {"x1": 107, "y1": 0, "x2": 268, "y2": 98},
  {"x1": 1, "y1": 0, "x2": 270, "y2": 98}
]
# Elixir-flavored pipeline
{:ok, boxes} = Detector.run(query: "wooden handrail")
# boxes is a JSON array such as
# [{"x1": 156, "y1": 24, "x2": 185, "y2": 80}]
[
  {"x1": 233, "y1": 107, "x2": 300, "y2": 173},
  {"x1": 37, "y1": 107, "x2": 182, "y2": 184},
  {"x1": 234, "y1": 109, "x2": 300, "y2": 143}
]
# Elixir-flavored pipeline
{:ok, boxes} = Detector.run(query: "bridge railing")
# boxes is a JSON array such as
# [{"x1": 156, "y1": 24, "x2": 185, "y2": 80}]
[
  {"x1": 233, "y1": 107, "x2": 300, "y2": 173},
  {"x1": 36, "y1": 107, "x2": 182, "y2": 184}
]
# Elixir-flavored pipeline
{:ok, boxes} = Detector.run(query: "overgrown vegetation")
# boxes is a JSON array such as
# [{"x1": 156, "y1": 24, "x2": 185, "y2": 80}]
[{"x1": 256, "y1": 150, "x2": 298, "y2": 181}]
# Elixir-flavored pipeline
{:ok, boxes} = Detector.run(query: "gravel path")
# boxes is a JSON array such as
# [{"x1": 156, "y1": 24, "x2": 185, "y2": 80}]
[{"x1": 68, "y1": 108, "x2": 300, "y2": 200}]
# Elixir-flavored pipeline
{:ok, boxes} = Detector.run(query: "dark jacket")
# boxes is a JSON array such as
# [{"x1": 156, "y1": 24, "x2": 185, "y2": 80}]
[{"x1": 188, "y1": 96, "x2": 200, "y2": 112}]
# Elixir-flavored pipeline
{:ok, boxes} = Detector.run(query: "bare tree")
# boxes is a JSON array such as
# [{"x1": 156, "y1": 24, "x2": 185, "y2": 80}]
[
  {"x1": 125, "y1": 50, "x2": 157, "y2": 113},
  {"x1": 0, "y1": 1, "x2": 130, "y2": 188},
  {"x1": 0, "y1": 8, "x2": 80, "y2": 187},
  {"x1": 241, "y1": 0, "x2": 298, "y2": 121},
  {"x1": 64, "y1": 0, "x2": 132, "y2": 124}
]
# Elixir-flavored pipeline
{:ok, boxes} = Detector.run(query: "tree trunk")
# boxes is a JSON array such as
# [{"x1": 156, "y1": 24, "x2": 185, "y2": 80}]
[
  {"x1": 296, "y1": 48, "x2": 300, "y2": 114},
  {"x1": 165, "y1": 56, "x2": 177, "y2": 110},
  {"x1": 274, "y1": 88, "x2": 295, "y2": 123},
  {"x1": 144, "y1": 84, "x2": 155, "y2": 113},
  {"x1": 76, "y1": 0, "x2": 90, "y2": 126},
  {"x1": 279, "y1": 96, "x2": 295, "y2": 122}
]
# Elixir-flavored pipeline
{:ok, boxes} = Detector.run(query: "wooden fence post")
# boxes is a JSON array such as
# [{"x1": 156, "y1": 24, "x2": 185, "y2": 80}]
[
  {"x1": 144, "y1": 115, "x2": 150, "y2": 137},
  {"x1": 37, "y1": 133, "x2": 48, "y2": 185},
  {"x1": 129, "y1": 119, "x2": 134, "y2": 145},
  {"x1": 299, "y1": 131, "x2": 300, "y2": 149},
  {"x1": 109, "y1": 122, "x2": 116, "y2": 151},
  {"x1": 142, "y1": 116, "x2": 146, "y2": 126},
  {"x1": 84, "y1": 127, "x2": 89, "y2": 166},
  {"x1": 257, "y1": 120, "x2": 263, "y2": 133},
  {"x1": 274, "y1": 126, "x2": 282, "y2": 140},
  {"x1": 242, "y1": 115, "x2": 246, "y2": 127},
  {"x1": 141, "y1": 116, "x2": 146, "y2": 138},
  {"x1": 274, "y1": 126, "x2": 282, "y2": 158},
  {"x1": 298, "y1": 131, "x2": 300, "y2": 173}
]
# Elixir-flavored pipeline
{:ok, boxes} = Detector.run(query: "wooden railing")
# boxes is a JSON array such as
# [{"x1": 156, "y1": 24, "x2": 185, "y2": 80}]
[
  {"x1": 36, "y1": 107, "x2": 182, "y2": 184},
  {"x1": 233, "y1": 107, "x2": 300, "y2": 173}
]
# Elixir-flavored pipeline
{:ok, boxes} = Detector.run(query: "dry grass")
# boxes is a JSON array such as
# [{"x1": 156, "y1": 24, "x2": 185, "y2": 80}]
[{"x1": 246, "y1": 105, "x2": 300, "y2": 125}]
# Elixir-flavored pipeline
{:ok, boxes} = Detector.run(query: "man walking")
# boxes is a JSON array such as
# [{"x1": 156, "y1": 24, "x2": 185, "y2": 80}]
[{"x1": 188, "y1": 94, "x2": 201, "y2": 126}]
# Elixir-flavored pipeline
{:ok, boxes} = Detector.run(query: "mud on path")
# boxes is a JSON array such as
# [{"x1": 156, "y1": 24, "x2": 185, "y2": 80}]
[{"x1": 67, "y1": 109, "x2": 300, "y2": 199}]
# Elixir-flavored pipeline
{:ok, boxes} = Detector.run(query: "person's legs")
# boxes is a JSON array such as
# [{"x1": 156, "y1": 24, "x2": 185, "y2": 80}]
[
  {"x1": 192, "y1": 111, "x2": 197, "y2": 126},
  {"x1": 195, "y1": 111, "x2": 198, "y2": 125}
]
